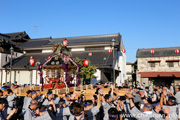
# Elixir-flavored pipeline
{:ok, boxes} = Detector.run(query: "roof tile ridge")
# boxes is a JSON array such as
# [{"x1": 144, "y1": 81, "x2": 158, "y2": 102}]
[{"x1": 52, "y1": 33, "x2": 119, "y2": 40}]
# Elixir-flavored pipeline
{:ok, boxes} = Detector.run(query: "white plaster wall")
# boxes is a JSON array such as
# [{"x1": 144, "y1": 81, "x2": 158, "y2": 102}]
[
  {"x1": 0, "y1": 52, "x2": 23, "y2": 68},
  {"x1": 2, "y1": 70, "x2": 6, "y2": 84},
  {"x1": 0, "y1": 53, "x2": 8, "y2": 68},
  {"x1": 15, "y1": 52, "x2": 23, "y2": 58},
  {"x1": 32, "y1": 70, "x2": 37, "y2": 84},
  {"x1": 71, "y1": 48, "x2": 85, "y2": 51},
  {"x1": 42, "y1": 50, "x2": 53, "y2": 53},
  {"x1": 36, "y1": 71, "x2": 40, "y2": 85},
  {"x1": 126, "y1": 74, "x2": 132, "y2": 81},
  {"x1": 91, "y1": 69, "x2": 101, "y2": 85},
  {"x1": 126, "y1": 64, "x2": 133, "y2": 74},
  {"x1": 118, "y1": 51, "x2": 126, "y2": 85},
  {"x1": 18, "y1": 71, "x2": 31, "y2": 85},
  {"x1": 6, "y1": 71, "x2": 15, "y2": 83},
  {"x1": 104, "y1": 47, "x2": 112, "y2": 50},
  {"x1": 16, "y1": 71, "x2": 20, "y2": 85},
  {"x1": 116, "y1": 72, "x2": 121, "y2": 86}
]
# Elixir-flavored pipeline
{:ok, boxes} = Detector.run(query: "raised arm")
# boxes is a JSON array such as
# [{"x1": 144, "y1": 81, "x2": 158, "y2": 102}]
[
  {"x1": 125, "y1": 93, "x2": 135, "y2": 108},
  {"x1": 160, "y1": 93, "x2": 164, "y2": 108},
  {"x1": 49, "y1": 100, "x2": 56, "y2": 112},
  {"x1": 97, "y1": 94, "x2": 101, "y2": 109}
]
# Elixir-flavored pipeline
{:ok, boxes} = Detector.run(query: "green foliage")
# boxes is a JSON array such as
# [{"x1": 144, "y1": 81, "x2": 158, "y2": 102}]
[{"x1": 75, "y1": 57, "x2": 97, "y2": 80}]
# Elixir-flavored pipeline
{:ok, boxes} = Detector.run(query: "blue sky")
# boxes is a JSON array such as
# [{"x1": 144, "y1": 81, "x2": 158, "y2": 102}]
[{"x1": 1, "y1": 0, "x2": 180, "y2": 62}]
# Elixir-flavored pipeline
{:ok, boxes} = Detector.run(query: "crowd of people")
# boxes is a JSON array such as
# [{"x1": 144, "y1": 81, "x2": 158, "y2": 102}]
[
  {"x1": 0, "y1": 81, "x2": 180, "y2": 120},
  {"x1": 1, "y1": 82, "x2": 20, "y2": 90}
]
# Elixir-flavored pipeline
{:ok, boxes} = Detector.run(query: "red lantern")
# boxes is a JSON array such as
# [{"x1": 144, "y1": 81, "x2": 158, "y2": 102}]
[
  {"x1": 122, "y1": 49, "x2": 126, "y2": 53},
  {"x1": 60, "y1": 76, "x2": 63, "y2": 82},
  {"x1": 175, "y1": 49, "x2": 179, "y2": 54},
  {"x1": 48, "y1": 56, "x2": 51, "y2": 59},
  {"x1": 88, "y1": 52, "x2": 92, "y2": 56},
  {"x1": 151, "y1": 50, "x2": 154, "y2": 54},
  {"x1": 63, "y1": 39, "x2": 67, "y2": 47},
  {"x1": 30, "y1": 56, "x2": 35, "y2": 66},
  {"x1": 109, "y1": 49, "x2": 112, "y2": 53},
  {"x1": 84, "y1": 59, "x2": 88, "y2": 66}
]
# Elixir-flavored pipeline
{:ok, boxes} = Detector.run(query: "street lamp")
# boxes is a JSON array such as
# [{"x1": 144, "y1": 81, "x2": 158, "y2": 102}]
[
  {"x1": 111, "y1": 38, "x2": 116, "y2": 87},
  {"x1": 10, "y1": 47, "x2": 14, "y2": 87}
]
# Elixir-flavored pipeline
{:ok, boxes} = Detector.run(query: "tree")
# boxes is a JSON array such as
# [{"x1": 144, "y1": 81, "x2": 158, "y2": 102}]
[{"x1": 75, "y1": 57, "x2": 97, "y2": 84}]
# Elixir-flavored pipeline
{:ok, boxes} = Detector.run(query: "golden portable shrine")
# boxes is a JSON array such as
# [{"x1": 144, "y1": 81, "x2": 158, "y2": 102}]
[{"x1": 38, "y1": 41, "x2": 81, "y2": 90}]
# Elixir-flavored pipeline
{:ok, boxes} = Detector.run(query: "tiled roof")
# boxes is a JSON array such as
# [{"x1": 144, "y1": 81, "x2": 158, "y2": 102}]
[
  {"x1": 3, "y1": 53, "x2": 51, "y2": 68},
  {"x1": 4, "y1": 31, "x2": 30, "y2": 40},
  {"x1": 46, "y1": 33, "x2": 121, "y2": 46},
  {"x1": 139, "y1": 72, "x2": 180, "y2": 78},
  {"x1": 16, "y1": 38, "x2": 51, "y2": 48},
  {"x1": 0, "y1": 32, "x2": 30, "y2": 46},
  {"x1": 71, "y1": 50, "x2": 114, "y2": 66},
  {"x1": 1, "y1": 32, "x2": 124, "y2": 52},
  {"x1": 3, "y1": 50, "x2": 114, "y2": 68},
  {"x1": 136, "y1": 47, "x2": 180, "y2": 58}
]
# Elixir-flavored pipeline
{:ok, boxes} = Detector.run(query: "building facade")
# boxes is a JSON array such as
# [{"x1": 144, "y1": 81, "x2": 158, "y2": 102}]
[
  {"x1": 136, "y1": 47, "x2": 180, "y2": 86},
  {"x1": 0, "y1": 32, "x2": 126, "y2": 86},
  {"x1": 126, "y1": 62, "x2": 135, "y2": 85}
]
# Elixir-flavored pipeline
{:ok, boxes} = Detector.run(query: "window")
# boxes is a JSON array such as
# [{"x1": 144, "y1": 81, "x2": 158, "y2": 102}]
[
  {"x1": 168, "y1": 62, "x2": 174, "y2": 67},
  {"x1": 150, "y1": 62, "x2": 155, "y2": 67},
  {"x1": 148, "y1": 60, "x2": 161, "y2": 68}
]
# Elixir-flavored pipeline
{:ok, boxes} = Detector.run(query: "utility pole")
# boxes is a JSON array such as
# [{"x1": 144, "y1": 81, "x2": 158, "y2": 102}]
[
  {"x1": 112, "y1": 38, "x2": 116, "y2": 87},
  {"x1": 10, "y1": 47, "x2": 14, "y2": 87}
]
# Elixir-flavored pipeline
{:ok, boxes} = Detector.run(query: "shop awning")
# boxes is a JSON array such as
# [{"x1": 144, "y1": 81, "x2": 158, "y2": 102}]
[{"x1": 139, "y1": 72, "x2": 180, "y2": 78}]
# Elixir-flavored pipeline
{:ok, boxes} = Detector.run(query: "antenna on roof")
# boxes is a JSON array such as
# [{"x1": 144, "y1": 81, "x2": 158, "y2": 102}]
[{"x1": 34, "y1": 26, "x2": 40, "y2": 31}]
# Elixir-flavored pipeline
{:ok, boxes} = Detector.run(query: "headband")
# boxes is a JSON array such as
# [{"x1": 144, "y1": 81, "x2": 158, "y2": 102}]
[
  {"x1": 105, "y1": 96, "x2": 111, "y2": 100},
  {"x1": 109, "y1": 114, "x2": 118, "y2": 118},
  {"x1": 47, "y1": 93, "x2": 53, "y2": 96},
  {"x1": 66, "y1": 95, "x2": 70, "y2": 98},
  {"x1": 144, "y1": 104, "x2": 153, "y2": 109},
  {"x1": 169, "y1": 99, "x2": 176, "y2": 103},
  {"x1": 152, "y1": 102, "x2": 160, "y2": 107},
  {"x1": 84, "y1": 102, "x2": 93, "y2": 107},
  {"x1": 71, "y1": 110, "x2": 84, "y2": 116},
  {"x1": 59, "y1": 101, "x2": 65, "y2": 105},
  {"x1": 31, "y1": 91, "x2": 37, "y2": 95},
  {"x1": 30, "y1": 102, "x2": 38, "y2": 105},
  {"x1": 39, "y1": 109, "x2": 47, "y2": 112}
]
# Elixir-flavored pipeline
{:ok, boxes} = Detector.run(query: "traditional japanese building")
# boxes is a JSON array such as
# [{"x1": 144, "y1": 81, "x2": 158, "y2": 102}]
[
  {"x1": 0, "y1": 32, "x2": 126, "y2": 86},
  {"x1": 136, "y1": 47, "x2": 180, "y2": 86},
  {"x1": 126, "y1": 62, "x2": 136, "y2": 84}
]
